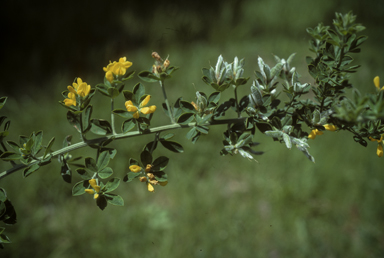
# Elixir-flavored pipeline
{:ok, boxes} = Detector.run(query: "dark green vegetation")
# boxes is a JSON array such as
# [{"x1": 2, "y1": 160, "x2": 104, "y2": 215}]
[{"x1": 1, "y1": 0, "x2": 384, "y2": 257}]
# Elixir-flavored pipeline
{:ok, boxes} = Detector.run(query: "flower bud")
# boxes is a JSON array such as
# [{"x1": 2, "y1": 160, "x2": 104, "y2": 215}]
[
  {"x1": 145, "y1": 164, "x2": 153, "y2": 172},
  {"x1": 163, "y1": 59, "x2": 170, "y2": 69},
  {"x1": 152, "y1": 52, "x2": 162, "y2": 61}
]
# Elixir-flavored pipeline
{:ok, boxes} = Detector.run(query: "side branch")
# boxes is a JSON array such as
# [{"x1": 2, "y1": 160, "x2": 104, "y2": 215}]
[{"x1": 0, "y1": 117, "x2": 246, "y2": 180}]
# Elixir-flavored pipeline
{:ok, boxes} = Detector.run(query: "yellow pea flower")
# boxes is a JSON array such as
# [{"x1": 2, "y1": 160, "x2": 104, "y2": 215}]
[
  {"x1": 377, "y1": 144, "x2": 383, "y2": 157},
  {"x1": 129, "y1": 165, "x2": 142, "y2": 173},
  {"x1": 105, "y1": 71, "x2": 114, "y2": 83},
  {"x1": 308, "y1": 129, "x2": 323, "y2": 139},
  {"x1": 85, "y1": 179, "x2": 101, "y2": 199},
  {"x1": 64, "y1": 92, "x2": 77, "y2": 107},
  {"x1": 68, "y1": 78, "x2": 91, "y2": 97},
  {"x1": 147, "y1": 182, "x2": 155, "y2": 192},
  {"x1": 124, "y1": 95, "x2": 156, "y2": 119},
  {"x1": 374, "y1": 76, "x2": 384, "y2": 91},
  {"x1": 323, "y1": 124, "x2": 337, "y2": 131},
  {"x1": 103, "y1": 57, "x2": 132, "y2": 76}
]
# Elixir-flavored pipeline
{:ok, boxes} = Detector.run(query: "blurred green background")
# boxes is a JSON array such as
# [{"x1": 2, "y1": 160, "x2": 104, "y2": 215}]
[{"x1": 1, "y1": 0, "x2": 384, "y2": 257}]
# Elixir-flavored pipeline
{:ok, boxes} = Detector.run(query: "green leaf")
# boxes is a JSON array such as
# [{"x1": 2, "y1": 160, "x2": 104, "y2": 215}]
[
  {"x1": 122, "y1": 119, "x2": 135, "y2": 133},
  {"x1": 82, "y1": 105, "x2": 93, "y2": 133},
  {"x1": 85, "y1": 157, "x2": 98, "y2": 172},
  {"x1": 207, "y1": 92, "x2": 221, "y2": 104},
  {"x1": 196, "y1": 125, "x2": 209, "y2": 134},
  {"x1": 96, "y1": 84, "x2": 111, "y2": 97},
  {"x1": 152, "y1": 156, "x2": 169, "y2": 171},
  {"x1": 67, "y1": 111, "x2": 80, "y2": 132},
  {"x1": 138, "y1": 71, "x2": 160, "y2": 83},
  {"x1": 32, "y1": 131, "x2": 43, "y2": 156},
  {"x1": 133, "y1": 83, "x2": 146, "y2": 103},
  {"x1": 283, "y1": 133, "x2": 292, "y2": 149},
  {"x1": 160, "y1": 140, "x2": 184, "y2": 153},
  {"x1": 76, "y1": 168, "x2": 92, "y2": 180},
  {"x1": 154, "y1": 171, "x2": 168, "y2": 182},
  {"x1": 180, "y1": 101, "x2": 195, "y2": 112},
  {"x1": 113, "y1": 109, "x2": 133, "y2": 119},
  {"x1": 129, "y1": 158, "x2": 139, "y2": 166},
  {"x1": 96, "y1": 195, "x2": 108, "y2": 210},
  {"x1": 99, "y1": 167, "x2": 113, "y2": 179},
  {"x1": 161, "y1": 133, "x2": 174, "y2": 140},
  {"x1": 177, "y1": 113, "x2": 195, "y2": 124},
  {"x1": 123, "y1": 172, "x2": 141, "y2": 183},
  {"x1": 104, "y1": 178, "x2": 120, "y2": 193},
  {"x1": 107, "y1": 87, "x2": 120, "y2": 99},
  {"x1": 0, "y1": 188, "x2": 6, "y2": 202},
  {"x1": 186, "y1": 127, "x2": 198, "y2": 140},
  {"x1": 60, "y1": 161, "x2": 72, "y2": 183},
  {"x1": 0, "y1": 152, "x2": 21, "y2": 161},
  {"x1": 141, "y1": 150, "x2": 152, "y2": 166},
  {"x1": 104, "y1": 193, "x2": 124, "y2": 206},
  {"x1": 0, "y1": 97, "x2": 7, "y2": 110},
  {"x1": 123, "y1": 90, "x2": 134, "y2": 102},
  {"x1": 43, "y1": 137, "x2": 55, "y2": 158},
  {"x1": 265, "y1": 130, "x2": 283, "y2": 138},
  {"x1": 23, "y1": 163, "x2": 40, "y2": 177},
  {"x1": 97, "y1": 151, "x2": 110, "y2": 171},
  {"x1": 72, "y1": 180, "x2": 89, "y2": 196},
  {"x1": 6, "y1": 141, "x2": 20, "y2": 153},
  {"x1": 122, "y1": 70, "x2": 135, "y2": 81},
  {"x1": 90, "y1": 119, "x2": 112, "y2": 135},
  {"x1": 0, "y1": 233, "x2": 11, "y2": 244}
]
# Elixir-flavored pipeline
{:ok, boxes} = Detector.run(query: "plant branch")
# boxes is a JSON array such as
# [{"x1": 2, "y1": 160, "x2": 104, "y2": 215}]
[
  {"x1": 111, "y1": 98, "x2": 116, "y2": 135},
  {"x1": 0, "y1": 117, "x2": 246, "y2": 180},
  {"x1": 160, "y1": 80, "x2": 175, "y2": 124}
]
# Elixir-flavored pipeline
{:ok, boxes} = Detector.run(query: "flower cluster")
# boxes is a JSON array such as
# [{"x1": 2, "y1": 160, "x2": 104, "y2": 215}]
[
  {"x1": 129, "y1": 164, "x2": 167, "y2": 192},
  {"x1": 85, "y1": 179, "x2": 101, "y2": 199},
  {"x1": 103, "y1": 57, "x2": 133, "y2": 83},
  {"x1": 63, "y1": 78, "x2": 91, "y2": 107},
  {"x1": 125, "y1": 95, "x2": 156, "y2": 119},
  {"x1": 308, "y1": 124, "x2": 337, "y2": 140},
  {"x1": 151, "y1": 52, "x2": 170, "y2": 75}
]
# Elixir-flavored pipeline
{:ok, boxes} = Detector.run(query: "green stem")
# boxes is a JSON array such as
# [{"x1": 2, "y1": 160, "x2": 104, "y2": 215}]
[
  {"x1": 111, "y1": 98, "x2": 116, "y2": 135},
  {"x1": 0, "y1": 117, "x2": 246, "y2": 180},
  {"x1": 160, "y1": 80, "x2": 175, "y2": 124},
  {"x1": 234, "y1": 87, "x2": 241, "y2": 118}
]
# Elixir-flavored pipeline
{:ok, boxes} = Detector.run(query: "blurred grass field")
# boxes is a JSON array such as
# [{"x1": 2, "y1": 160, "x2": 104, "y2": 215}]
[{"x1": 1, "y1": 0, "x2": 384, "y2": 257}]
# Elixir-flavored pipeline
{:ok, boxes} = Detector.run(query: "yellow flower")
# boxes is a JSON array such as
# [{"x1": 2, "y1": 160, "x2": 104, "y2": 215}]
[
  {"x1": 68, "y1": 78, "x2": 91, "y2": 97},
  {"x1": 85, "y1": 179, "x2": 101, "y2": 199},
  {"x1": 103, "y1": 57, "x2": 132, "y2": 76},
  {"x1": 374, "y1": 76, "x2": 384, "y2": 91},
  {"x1": 369, "y1": 135, "x2": 384, "y2": 157},
  {"x1": 105, "y1": 71, "x2": 114, "y2": 83},
  {"x1": 323, "y1": 124, "x2": 337, "y2": 131},
  {"x1": 377, "y1": 144, "x2": 383, "y2": 157},
  {"x1": 129, "y1": 165, "x2": 142, "y2": 173},
  {"x1": 64, "y1": 92, "x2": 77, "y2": 107},
  {"x1": 125, "y1": 95, "x2": 156, "y2": 119},
  {"x1": 308, "y1": 129, "x2": 324, "y2": 139},
  {"x1": 147, "y1": 182, "x2": 155, "y2": 192}
]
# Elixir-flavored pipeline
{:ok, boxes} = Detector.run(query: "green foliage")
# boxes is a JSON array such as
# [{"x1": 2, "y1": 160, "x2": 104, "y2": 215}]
[{"x1": 1, "y1": 11, "x2": 383, "y2": 254}]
